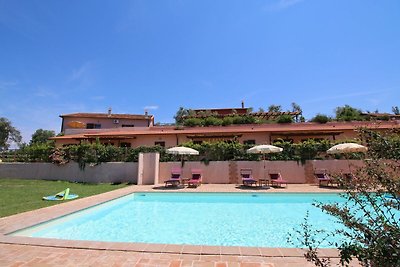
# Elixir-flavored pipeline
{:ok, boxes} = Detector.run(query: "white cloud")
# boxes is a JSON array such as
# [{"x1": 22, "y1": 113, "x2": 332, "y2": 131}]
[
  {"x1": 69, "y1": 61, "x2": 96, "y2": 89},
  {"x1": 34, "y1": 87, "x2": 59, "y2": 98},
  {"x1": 265, "y1": 0, "x2": 304, "y2": 11},
  {"x1": 144, "y1": 105, "x2": 159, "y2": 110},
  {"x1": 302, "y1": 88, "x2": 393, "y2": 104},
  {"x1": 90, "y1": 96, "x2": 105, "y2": 101},
  {"x1": 0, "y1": 80, "x2": 18, "y2": 91},
  {"x1": 70, "y1": 61, "x2": 92, "y2": 81}
]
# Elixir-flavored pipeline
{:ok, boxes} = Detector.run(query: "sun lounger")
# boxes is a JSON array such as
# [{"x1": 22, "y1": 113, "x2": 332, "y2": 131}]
[
  {"x1": 240, "y1": 168, "x2": 258, "y2": 187},
  {"x1": 269, "y1": 171, "x2": 288, "y2": 188},
  {"x1": 187, "y1": 169, "x2": 202, "y2": 187},
  {"x1": 314, "y1": 170, "x2": 334, "y2": 187},
  {"x1": 164, "y1": 167, "x2": 182, "y2": 187}
]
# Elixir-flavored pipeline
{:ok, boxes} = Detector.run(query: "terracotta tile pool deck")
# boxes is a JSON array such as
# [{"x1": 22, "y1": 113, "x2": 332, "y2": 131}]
[{"x1": 0, "y1": 184, "x2": 357, "y2": 266}]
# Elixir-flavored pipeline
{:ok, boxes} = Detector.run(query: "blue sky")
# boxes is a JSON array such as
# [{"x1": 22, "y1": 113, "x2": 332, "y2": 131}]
[{"x1": 1, "y1": 0, "x2": 399, "y2": 143}]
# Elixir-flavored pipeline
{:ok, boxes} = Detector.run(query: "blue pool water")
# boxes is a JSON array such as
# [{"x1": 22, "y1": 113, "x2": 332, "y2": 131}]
[{"x1": 11, "y1": 193, "x2": 347, "y2": 247}]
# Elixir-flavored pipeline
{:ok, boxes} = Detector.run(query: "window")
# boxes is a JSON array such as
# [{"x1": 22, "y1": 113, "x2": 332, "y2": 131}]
[
  {"x1": 103, "y1": 142, "x2": 114, "y2": 146},
  {"x1": 301, "y1": 138, "x2": 323, "y2": 143},
  {"x1": 155, "y1": 141, "x2": 165, "y2": 147},
  {"x1": 86, "y1": 123, "x2": 101, "y2": 129},
  {"x1": 273, "y1": 138, "x2": 293, "y2": 143},
  {"x1": 243, "y1": 140, "x2": 256, "y2": 145},
  {"x1": 193, "y1": 140, "x2": 203, "y2": 145},
  {"x1": 122, "y1": 124, "x2": 135, "y2": 127},
  {"x1": 120, "y1": 142, "x2": 131, "y2": 148}
]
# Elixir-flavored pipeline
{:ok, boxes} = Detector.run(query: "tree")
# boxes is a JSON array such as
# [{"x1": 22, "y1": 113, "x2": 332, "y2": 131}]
[
  {"x1": 30, "y1": 129, "x2": 56, "y2": 145},
  {"x1": 291, "y1": 102, "x2": 303, "y2": 122},
  {"x1": 174, "y1": 107, "x2": 189, "y2": 125},
  {"x1": 0, "y1": 117, "x2": 22, "y2": 151},
  {"x1": 392, "y1": 106, "x2": 400, "y2": 115},
  {"x1": 335, "y1": 105, "x2": 363, "y2": 121},
  {"x1": 268, "y1": 105, "x2": 282, "y2": 113},
  {"x1": 293, "y1": 128, "x2": 400, "y2": 267}
]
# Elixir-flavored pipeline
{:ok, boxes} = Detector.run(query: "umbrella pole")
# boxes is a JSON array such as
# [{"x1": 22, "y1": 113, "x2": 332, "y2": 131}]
[{"x1": 263, "y1": 153, "x2": 266, "y2": 179}]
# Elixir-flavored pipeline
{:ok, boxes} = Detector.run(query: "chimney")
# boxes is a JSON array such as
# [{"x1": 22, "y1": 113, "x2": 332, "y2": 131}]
[
  {"x1": 144, "y1": 109, "x2": 148, "y2": 116},
  {"x1": 241, "y1": 100, "x2": 244, "y2": 108},
  {"x1": 108, "y1": 107, "x2": 112, "y2": 116}
]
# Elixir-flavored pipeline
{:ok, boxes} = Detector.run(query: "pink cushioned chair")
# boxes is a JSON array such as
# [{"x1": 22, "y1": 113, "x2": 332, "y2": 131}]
[
  {"x1": 187, "y1": 169, "x2": 203, "y2": 188},
  {"x1": 269, "y1": 170, "x2": 288, "y2": 188}
]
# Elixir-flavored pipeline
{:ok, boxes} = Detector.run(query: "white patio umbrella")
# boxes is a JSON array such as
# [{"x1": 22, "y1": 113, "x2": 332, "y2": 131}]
[
  {"x1": 327, "y1": 143, "x2": 367, "y2": 179},
  {"x1": 166, "y1": 146, "x2": 199, "y2": 155},
  {"x1": 327, "y1": 143, "x2": 368, "y2": 154},
  {"x1": 166, "y1": 146, "x2": 199, "y2": 166},
  {"x1": 247, "y1": 145, "x2": 283, "y2": 178}
]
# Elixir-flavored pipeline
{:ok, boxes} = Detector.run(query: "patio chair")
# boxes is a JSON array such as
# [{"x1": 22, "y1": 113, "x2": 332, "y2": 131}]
[
  {"x1": 314, "y1": 169, "x2": 334, "y2": 187},
  {"x1": 187, "y1": 169, "x2": 203, "y2": 188},
  {"x1": 240, "y1": 168, "x2": 258, "y2": 187},
  {"x1": 164, "y1": 167, "x2": 182, "y2": 187},
  {"x1": 269, "y1": 170, "x2": 288, "y2": 188}
]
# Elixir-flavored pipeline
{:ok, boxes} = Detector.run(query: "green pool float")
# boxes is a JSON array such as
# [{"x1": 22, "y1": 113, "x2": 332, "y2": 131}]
[{"x1": 43, "y1": 188, "x2": 79, "y2": 201}]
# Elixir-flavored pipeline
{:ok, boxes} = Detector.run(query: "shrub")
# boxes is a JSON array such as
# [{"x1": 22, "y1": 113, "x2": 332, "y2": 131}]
[
  {"x1": 183, "y1": 118, "x2": 203, "y2": 127},
  {"x1": 335, "y1": 105, "x2": 363, "y2": 121},
  {"x1": 17, "y1": 143, "x2": 55, "y2": 162},
  {"x1": 222, "y1": 116, "x2": 234, "y2": 126},
  {"x1": 277, "y1": 114, "x2": 293, "y2": 123},
  {"x1": 377, "y1": 115, "x2": 390, "y2": 121},
  {"x1": 311, "y1": 114, "x2": 330, "y2": 123},
  {"x1": 242, "y1": 115, "x2": 256, "y2": 124},
  {"x1": 203, "y1": 116, "x2": 223, "y2": 126},
  {"x1": 232, "y1": 116, "x2": 245, "y2": 124}
]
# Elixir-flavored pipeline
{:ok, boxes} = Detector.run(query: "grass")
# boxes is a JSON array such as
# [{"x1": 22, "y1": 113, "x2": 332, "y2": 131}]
[{"x1": 0, "y1": 178, "x2": 129, "y2": 218}]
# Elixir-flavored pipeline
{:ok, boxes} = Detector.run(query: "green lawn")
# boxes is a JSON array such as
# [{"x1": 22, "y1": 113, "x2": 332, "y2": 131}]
[{"x1": 0, "y1": 178, "x2": 129, "y2": 218}]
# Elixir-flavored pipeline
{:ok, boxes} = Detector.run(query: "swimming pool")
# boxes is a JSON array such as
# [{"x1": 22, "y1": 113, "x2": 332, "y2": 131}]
[{"x1": 11, "y1": 192, "x2": 346, "y2": 248}]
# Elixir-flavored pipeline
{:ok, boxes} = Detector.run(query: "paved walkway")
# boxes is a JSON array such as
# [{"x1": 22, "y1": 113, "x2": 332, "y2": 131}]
[{"x1": 0, "y1": 184, "x2": 356, "y2": 266}]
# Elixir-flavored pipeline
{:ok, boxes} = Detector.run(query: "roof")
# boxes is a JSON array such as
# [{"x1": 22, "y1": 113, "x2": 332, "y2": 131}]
[
  {"x1": 52, "y1": 121, "x2": 400, "y2": 140},
  {"x1": 361, "y1": 112, "x2": 400, "y2": 118},
  {"x1": 60, "y1": 113, "x2": 154, "y2": 120}
]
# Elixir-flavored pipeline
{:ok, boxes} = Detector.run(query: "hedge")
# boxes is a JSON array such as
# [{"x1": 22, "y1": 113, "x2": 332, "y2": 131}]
[{"x1": 0, "y1": 138, "x2": 371, "y2": 168}]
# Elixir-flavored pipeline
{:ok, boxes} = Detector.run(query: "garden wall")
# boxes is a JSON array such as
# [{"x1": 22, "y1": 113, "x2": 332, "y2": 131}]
[
  {"x1": 0, "y1": 159, "x2": 363, "y2": 184},
  {"x1": 0, "y1": 162, "x2": 138, "y2": 184}
]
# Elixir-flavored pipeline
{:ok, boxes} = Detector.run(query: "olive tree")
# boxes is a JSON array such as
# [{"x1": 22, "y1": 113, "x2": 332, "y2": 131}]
[
  {"x1": 0, "y1": 117, "x2": 22, "y2": 151},
  {"x1": 268, "y1": 104, "x2": 282, "y2": 113},
  {"x1": 291, "y1": 102, "x2": 303, "y2": 122}
]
